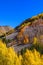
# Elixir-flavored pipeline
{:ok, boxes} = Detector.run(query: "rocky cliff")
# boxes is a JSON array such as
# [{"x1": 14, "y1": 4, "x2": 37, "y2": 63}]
[{"x1": 6, "y1": 13, "x2": 43, "y2": 46}]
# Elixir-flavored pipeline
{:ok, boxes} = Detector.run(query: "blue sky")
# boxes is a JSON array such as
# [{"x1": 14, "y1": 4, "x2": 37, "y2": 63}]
[{"x1": 0, "y1": 0, "x2": 43, "y2": 28}]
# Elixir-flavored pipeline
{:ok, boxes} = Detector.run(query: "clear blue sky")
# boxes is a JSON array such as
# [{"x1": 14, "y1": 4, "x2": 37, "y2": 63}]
[{"x1": 0, "y1": 0, "x2": 43, "y2": 28}]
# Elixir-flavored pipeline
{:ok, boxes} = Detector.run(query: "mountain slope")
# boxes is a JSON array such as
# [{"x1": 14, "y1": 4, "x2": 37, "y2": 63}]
[
  {"x1": 0, "y1": 13, "x2": 43, "y2": 52},
  {"x1": 5, "y1": 13, "x2": 43, "y2": 47},
  {"x1": 0, "y1": 26, "x2": 14, "y2": 36}
]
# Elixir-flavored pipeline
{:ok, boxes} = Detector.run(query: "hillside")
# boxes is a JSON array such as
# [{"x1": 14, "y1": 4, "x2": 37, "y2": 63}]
[
  {"x1": 0, "y1": 26, "x2": 14, "y2": 36},
  {"x1": 6, "y1": 13, "x2": 43, "y2": 46},
  {"x1": 0, "y1": 13, "x2": 43, "y2": 52}
]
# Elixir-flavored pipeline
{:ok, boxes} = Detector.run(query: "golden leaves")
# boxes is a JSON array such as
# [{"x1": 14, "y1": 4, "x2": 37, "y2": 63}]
[{"x1": 0, "y1": 40, "x2": 43, "y2": 65}]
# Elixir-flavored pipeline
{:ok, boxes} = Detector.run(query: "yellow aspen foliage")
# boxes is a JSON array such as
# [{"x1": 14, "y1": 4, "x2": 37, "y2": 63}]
[
  {"x1": 19, "y1": 55, "x2": 23, "y2": 65},
  {"x1": 26, "y1": 22, "x2": 31, "y2": 25},
  {"x1": 0, "y1": 40, "x2": 43, "y2": 65},
  {"x1": 22, "y1": 49, "x2": 43, "y2": 65},
  {"x1": 0, "y1": 40, "x2": 21, "y2": 65},
  {"x1": 38, "y1": 13, "x2": 43, "y2": 17},
  {"x1": 33, "y1": 37, "x2": 38, "y2": 44},
  {"x1": 41, "y1": 55, "x2": 43, "y2": 65}
]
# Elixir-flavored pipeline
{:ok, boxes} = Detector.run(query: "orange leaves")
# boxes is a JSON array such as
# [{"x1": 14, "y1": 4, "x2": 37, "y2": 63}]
[{"x1": 23, "y1": 35, "x2": 29, "y2": 44}]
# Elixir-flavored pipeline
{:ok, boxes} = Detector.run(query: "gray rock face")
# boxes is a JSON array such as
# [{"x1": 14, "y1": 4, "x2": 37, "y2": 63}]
[
  {"x1": 22, "y1": 19, "x2": 43, "y2": 43},
  {"x1": 3, "y1": 17, "x2": 43, "y2": 52},
  {"x1": 7, "y1": 19, "x2": 43, "y2": 47}
]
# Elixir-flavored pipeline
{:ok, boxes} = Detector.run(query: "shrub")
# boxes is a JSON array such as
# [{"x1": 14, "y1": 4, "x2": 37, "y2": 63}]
[
  {"x1": 0, "y1": 40, "x2": 21, "y2": 65},
  {"x1": 22, "y1": 49, "x2": 43, "y2": 65},
  {"x1": 0, "y1": 40, "x2": 43, "y2": 65}
]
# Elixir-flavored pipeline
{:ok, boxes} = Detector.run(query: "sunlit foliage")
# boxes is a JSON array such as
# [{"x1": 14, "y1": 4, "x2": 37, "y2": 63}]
[
  {"x1": 22, "y1": 49, "x2": 43, "y2": 65},
  {"x1": 0, "y1": 40, "x2": 43, "y2": 65},
  {"x1": 33, "y1": 37, "x2": 38, "y2": 44},
  {"x1": 0, "y1": 40, "x2": 21, "y2": 65}
]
